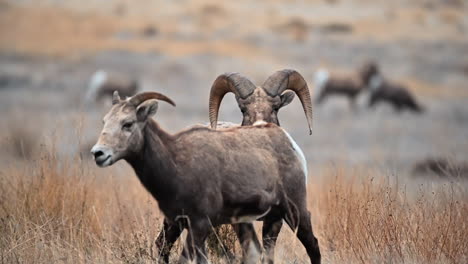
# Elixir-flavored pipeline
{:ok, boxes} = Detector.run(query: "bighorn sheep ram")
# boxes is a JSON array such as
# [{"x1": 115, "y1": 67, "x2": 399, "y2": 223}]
[
  {"x1": 209, "y1": 69, "x2": 315, "y2": 263},
  {"x1": 85, "y1": 70, "x2": 139, "y2": 104},
  {"x1": 154, "y1": 69, "x2": 315, "y2": 264},
  {"x1": 91, "y1": 91, "x2": 321, "y2": 264},
  {"x1": 314, "y1": 61, "x2": 378, "y2": 109},
  {"x1": 368, "y1": 72, "x2": 424, "y2": 113},
  {"x1": 209, "y1": 69, "x2": 313, "y2": 134}
]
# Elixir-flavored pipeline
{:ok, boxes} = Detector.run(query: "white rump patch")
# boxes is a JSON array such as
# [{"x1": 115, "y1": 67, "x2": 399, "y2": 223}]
[
  {"x1": 369, "y1": 74, "x2": 383, "y2": 91},
  {"x1": 253, "y1": 120, "x2": 267, "y2": 126},
  {"x1": 85, "y1": 70, "x2": 108, "y2": 102},
  {"x1": 314, "y1": 68, "x2": 329, "y2": 95},
  {"x1": 281, "y1": 128, "x2": 308, "y2": 183}
]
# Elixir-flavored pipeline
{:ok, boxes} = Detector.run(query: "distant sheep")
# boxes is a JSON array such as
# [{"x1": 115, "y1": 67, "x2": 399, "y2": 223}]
[
  {"x1": 314, "y1": 62, "x2": 378, "y2": 109},
  {"x1": 413, "y1": 158, "x2": 468, "y2": 178},
  {"x1": 368, "y1": 72, "x2": 424, "y2": 113},
  {"x1": 85, "y1": 70, "x2": 138, "y2": 104}
]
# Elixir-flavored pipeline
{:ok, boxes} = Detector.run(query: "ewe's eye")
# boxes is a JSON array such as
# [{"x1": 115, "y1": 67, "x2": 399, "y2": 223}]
[{"x1": 122, "y1": 122, "x2": 134, "y2": 131}]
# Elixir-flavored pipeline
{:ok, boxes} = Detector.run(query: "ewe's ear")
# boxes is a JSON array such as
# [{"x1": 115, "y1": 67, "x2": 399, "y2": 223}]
[
  {"x1": 112, "y1": 91, "x2": 121, "y2": 105},
  {"x1": 280, "y1": 91, "x2": 295, "y2": 108},
  {"x1": 136, "y1": 99, "x2": 159, "y2": 122}
]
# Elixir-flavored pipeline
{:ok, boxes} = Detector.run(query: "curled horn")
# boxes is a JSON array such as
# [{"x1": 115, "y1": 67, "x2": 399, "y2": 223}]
[
  {"x1": 128, "y1": 92, "x2": 176, "y2": 107},
  {"x1": 112, "y1": 90, "x2": 121, "y2": 105},
  {"x1": 209, "y1": 73, "x2": 256, "y2": 129},
  {"x1": 262, "y1": 69, "x2": 313, "y2": 135}
]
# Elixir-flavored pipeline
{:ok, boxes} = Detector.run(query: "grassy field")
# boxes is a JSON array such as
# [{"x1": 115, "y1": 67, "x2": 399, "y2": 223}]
[{"x1": 0, "y1": 133, "x2": 466, "y2": 263}]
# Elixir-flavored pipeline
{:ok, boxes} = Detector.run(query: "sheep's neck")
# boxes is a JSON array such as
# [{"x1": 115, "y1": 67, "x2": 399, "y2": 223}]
[
  {"x1": 360, "y1": 70, "x2": 373, "y2": 86},
  {"x1": 126, "y1": 120, "x2": 178, "y2": 205}
]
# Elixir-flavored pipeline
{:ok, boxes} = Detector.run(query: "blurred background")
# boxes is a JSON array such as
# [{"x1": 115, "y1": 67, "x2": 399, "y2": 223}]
[
  {"x1": 1, "y1": 0, "x2": 468, "y2": 175},
  {"x1": 1, "y1": 0, "x2": 467, "y2": 263}
]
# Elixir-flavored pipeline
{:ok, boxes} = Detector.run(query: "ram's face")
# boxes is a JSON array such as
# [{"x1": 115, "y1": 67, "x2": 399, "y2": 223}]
[{"x1": 237, "y1": 88, "x2": 295, "y2": 126}]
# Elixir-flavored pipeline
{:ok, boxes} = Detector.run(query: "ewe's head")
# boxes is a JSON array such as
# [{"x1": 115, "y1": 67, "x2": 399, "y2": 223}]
[
  {"x1": 209, "y1": 69, "x2": 313, "y2": 134},
  {"x1": 91, "y1": 91, "x2": 175, "y2": 167},
  {"x1": 360, "y1": 61, "x2": 379, "y2": 85}
]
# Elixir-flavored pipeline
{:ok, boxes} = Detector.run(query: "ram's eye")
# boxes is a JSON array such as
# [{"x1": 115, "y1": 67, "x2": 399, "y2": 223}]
[{"x1": 122, "y1": 122, "x2": 134, "y2": 130}]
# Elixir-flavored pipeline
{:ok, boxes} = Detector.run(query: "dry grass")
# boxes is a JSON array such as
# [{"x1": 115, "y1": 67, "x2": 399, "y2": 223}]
[
  {"x1": 0, "y1": 142, "x2": 167, "y2": 263},
  {"x1": 0, "y1": 137, "x2": 467, "y2": 263},
  {"x1": 313, "y1": 167, "x2": 467, "y2": 263},
  {"x1": 0, "y1": 117, "x2": 40, "y2": 160}
]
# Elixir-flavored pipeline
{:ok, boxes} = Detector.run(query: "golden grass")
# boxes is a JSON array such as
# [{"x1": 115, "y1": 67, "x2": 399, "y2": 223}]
[
  {"x1": 0, "y1": 143, "x2": 167, "y2": 263},
  {"x1": 0, "y1": 138, "x2": 466, "y2": 263},
  {"x1": 0, "y1": 112, "x2": 41, "y2": 161},
  {"x1": 313, "y1": 167, "x2": 467, "y2": 263}
]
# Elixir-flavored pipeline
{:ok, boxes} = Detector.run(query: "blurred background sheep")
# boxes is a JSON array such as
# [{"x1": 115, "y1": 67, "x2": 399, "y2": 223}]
[
  {"x1": 85, "y1": 70, "x2": 139, "y2": 105},
  {"x1": 314, "y1": 61, "x2": 378, "y2": 110}
]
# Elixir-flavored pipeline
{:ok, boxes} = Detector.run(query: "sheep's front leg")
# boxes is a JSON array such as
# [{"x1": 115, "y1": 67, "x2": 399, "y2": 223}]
[
  {"x1": 155, "y1": 218, "x2": 184, "y2": 264},
  {"x1": 368, "y1": 93, "x2": 379, "y2": 109},
  {"x1": 179, "y1": 219, "x2": 211, "y2": 264},
  {"x1": 349, "y1": 96, "x2": 358, "y2": 112}
]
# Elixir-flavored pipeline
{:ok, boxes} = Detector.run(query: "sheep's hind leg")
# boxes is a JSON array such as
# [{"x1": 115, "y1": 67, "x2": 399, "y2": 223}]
[
  {"x1": 284, "y1": 209, "x2": 321, "y2": 264},
  {"x1": 315, "y1": 91, "x2": 328, "y2": 105},
  {"x1": 155, "y1": 218, "x2": 184, "y2": 264},
  {"x1": 262, "y1": 215, "x2": 283, "y2": 264},
  {"x1": 349, "y1": 95, "x2": 358, "y2": 112},
  {"x1": 233, "y1": 223, "x2": 262, "y2": 264}
]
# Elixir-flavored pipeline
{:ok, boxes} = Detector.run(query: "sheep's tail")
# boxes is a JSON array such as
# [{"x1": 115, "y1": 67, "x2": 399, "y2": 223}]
[
  {"x1": 314, "y1": 68, "x2": 329, "y2": 104},
  {"x1": 85, "y1": 70, "x2": 108, "y2": 103},
  {"x1": 411, "y1": 100, "x2": 425, "y2": 114},
  {"x1": 314, "y1": 68, "x2": 329, "y2": 95}
]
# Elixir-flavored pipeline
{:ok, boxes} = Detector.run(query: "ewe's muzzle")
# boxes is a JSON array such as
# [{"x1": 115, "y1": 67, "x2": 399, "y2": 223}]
[{"x1": 91, "y1": 145, "x2": 114, "y2": 167}]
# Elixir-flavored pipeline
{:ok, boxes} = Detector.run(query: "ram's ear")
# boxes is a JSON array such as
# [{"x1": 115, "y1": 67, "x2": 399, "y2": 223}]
[
  {"x1": 280, "y1": 91, "x2": 295, "y2": 108},
  {"x1": 136, "y1": 99, "x2": 159, "y2": 122}
]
